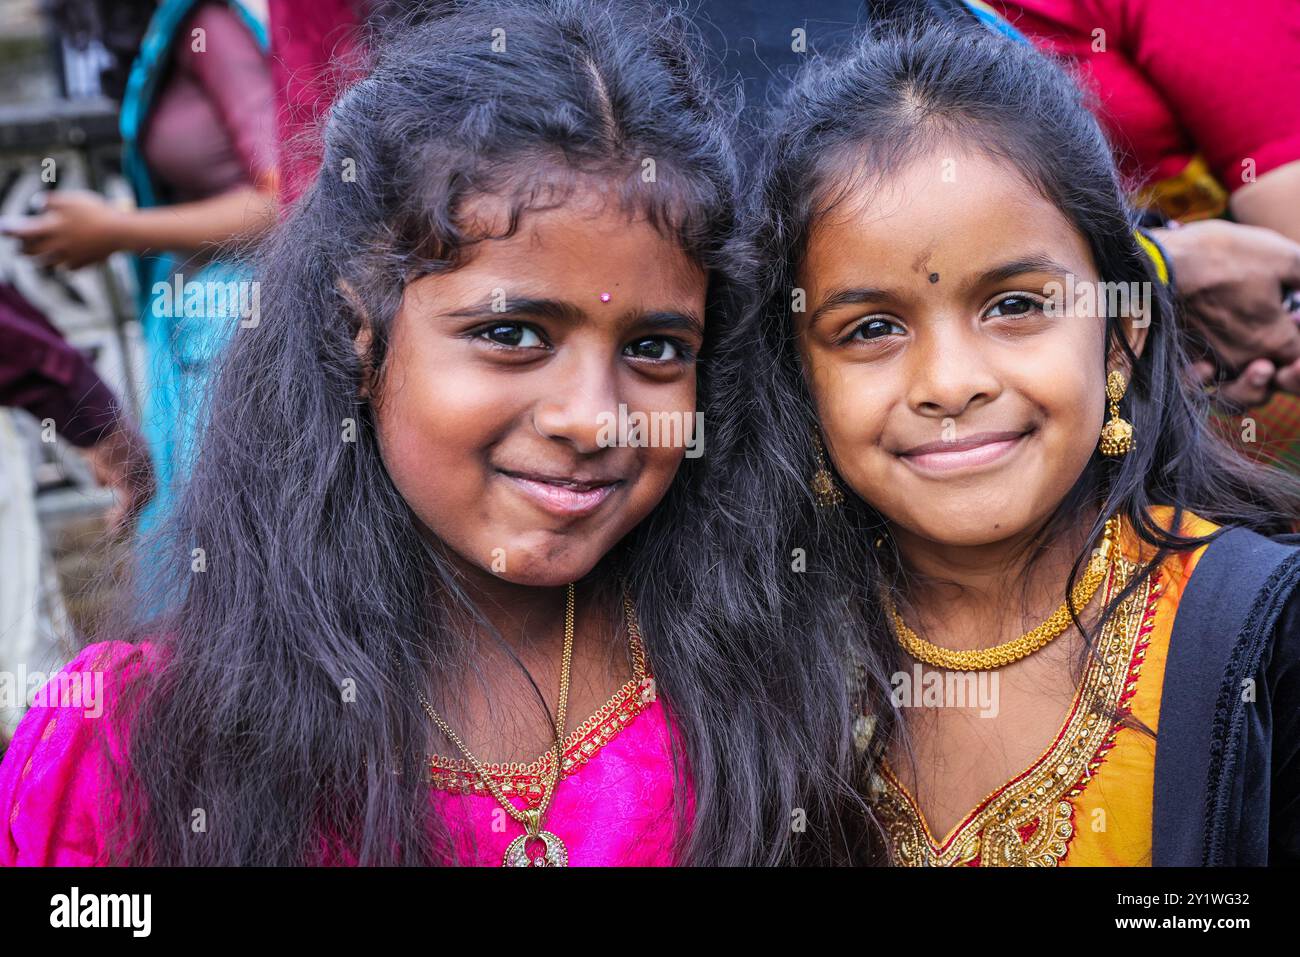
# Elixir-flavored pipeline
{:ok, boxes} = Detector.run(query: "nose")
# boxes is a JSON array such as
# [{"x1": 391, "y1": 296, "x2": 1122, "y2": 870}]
[
  {"x1": 906, "y1": 319, "x2": 1001, "y2": 419},
  {"x1": 531, "y1": 348, "x2": 621, "y2": 454}
]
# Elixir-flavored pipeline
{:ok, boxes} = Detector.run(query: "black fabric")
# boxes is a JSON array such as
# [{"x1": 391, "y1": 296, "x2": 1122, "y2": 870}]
[
  {"x1": 693, "y1": 0, "x2": 982, "y2": 114},
  {"x1": 1153, "y1": 527, "x2": 1300, "y2": 865},
  {"x1": 694, "y1": 0, "x2": 869, "y2": 114},
  {"x1": 1265, "y1": 580, "x2": 1300, "y2": 863},
  {"x1": 692, "y1": 0, "x2": 985, "y2": 168}
]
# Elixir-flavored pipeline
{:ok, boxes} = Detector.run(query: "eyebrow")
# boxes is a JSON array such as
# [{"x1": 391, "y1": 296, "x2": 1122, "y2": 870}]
[
  {"x1": 806, "y1": 287, "x2": 896, "y2": 328},
  {"x1": 973, "y1": 254, "x2": 1075, "y2": 288},
  {"x1": 445, "y1": 296, "x2": 704, "y2": 336},
  {"x1": 805, "y1": 254, "x2": 1076, "y2": 327},
  {"x1": 638, "y1": 310, "x2": 705, "y2": 337},
  {"x1": 445, "y1": 296, "x2": 581, "y2": 323}
]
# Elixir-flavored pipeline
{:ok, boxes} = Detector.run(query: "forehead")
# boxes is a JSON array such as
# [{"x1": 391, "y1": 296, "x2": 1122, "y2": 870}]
[
  {"x1": 452, "y1": 176, "x2": 707, "y2": 300},
  {"x1": 800, "y1": 145, "x2": 1093, "y2": 289}
]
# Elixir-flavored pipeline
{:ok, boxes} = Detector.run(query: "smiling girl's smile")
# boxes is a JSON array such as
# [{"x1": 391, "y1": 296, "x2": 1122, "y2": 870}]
[
  {"x1": 894, "y1": 428, "x2": 1035, "y2": 476},
  {"x1": 496, "y1": 468, "x2": 625, "y2": 518}
]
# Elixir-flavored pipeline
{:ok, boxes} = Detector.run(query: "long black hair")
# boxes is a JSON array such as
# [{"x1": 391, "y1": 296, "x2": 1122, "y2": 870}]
[
  {"x1": 737, "y1": 21, "x2": 1300, "y2": 858},
  {"x1": 96, "y1": 0, "x2": 864, "y2": 866}
]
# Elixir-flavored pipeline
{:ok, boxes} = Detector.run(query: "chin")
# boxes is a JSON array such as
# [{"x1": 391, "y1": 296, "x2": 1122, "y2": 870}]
[
  {"x1": 492, "y1": 566, "x2": 587, "y2": 587},
  {"x1": 488, "y1": 539, "x2": 608, "y2": 587},
  {"x1": 920, "y1": 524, "x2": 1018, "y2": 548},
  {"x1": 892, "y1": 503, "x2": 1037, "y2": 549}
]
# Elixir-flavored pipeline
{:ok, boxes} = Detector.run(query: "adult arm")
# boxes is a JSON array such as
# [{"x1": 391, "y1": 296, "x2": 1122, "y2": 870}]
[
  {"x1": 3, "y1": 4, "x2": 277, "y2": 268},
  {"x1": 0, "y1": 284, "x2": 154, "y2": 528}
]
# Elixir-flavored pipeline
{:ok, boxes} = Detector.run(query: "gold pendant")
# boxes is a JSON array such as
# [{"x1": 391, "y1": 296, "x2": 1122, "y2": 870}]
[{"x1": 503, "y1": 829, "x2": 568, "y2": 867}]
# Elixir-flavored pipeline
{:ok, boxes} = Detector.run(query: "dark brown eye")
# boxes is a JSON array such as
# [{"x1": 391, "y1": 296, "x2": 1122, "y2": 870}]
[
  {"x1": 987, "y1": 295, "x2": 1041, "y2": 318},
  {"x1": 481, "y1": 324, "x2": 543, "y2": 347},
  {"x1": 624, "y1": 337, "x2": 683, "y2": 361},
  {"x1": 853, "y1": 318, "x2": 904, "y2": 340}
]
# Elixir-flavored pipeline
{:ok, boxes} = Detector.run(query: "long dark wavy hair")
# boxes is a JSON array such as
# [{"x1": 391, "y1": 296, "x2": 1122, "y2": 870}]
[
  {"x1": 96, "y1": 0, "x2": 865, "y2": 865},
  {"x1": 738, "y1": 22, "x2": 1300, "y2": 859}
]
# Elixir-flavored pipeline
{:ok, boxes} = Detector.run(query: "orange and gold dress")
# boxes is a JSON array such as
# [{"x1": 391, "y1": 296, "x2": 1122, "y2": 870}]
[{"x1": 869, "y1": 507, "x2": 1219, "y2": 866}]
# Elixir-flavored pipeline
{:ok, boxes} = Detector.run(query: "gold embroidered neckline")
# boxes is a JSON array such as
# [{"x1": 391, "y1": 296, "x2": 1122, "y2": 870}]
[
  {"x1": 870, "y1": 554, "x2": 1161, "y2": 866},
  {"x1": 878, "y1": 651, "x2": 1096, "y2": 852},
  {"x1": 426, "y1": 630, "x2": 655, "y2": 806}
]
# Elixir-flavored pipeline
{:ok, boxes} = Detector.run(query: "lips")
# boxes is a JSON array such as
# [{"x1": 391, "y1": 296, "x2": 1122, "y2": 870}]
[
  {"x1": 497, "y1": 468, "x2": 623, "y2": 518},
  {"x1": 895, "y1": 429, "x2": 1031, "y2": 475}
]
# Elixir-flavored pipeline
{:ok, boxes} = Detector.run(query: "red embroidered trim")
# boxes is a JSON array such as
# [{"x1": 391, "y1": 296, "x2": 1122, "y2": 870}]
[
  {"x1": 427, "y1": 672, "x2": 657, "y2": 808},
  {"x1": 1074, "y1": 570, "x2": 1162, "y2": 787},
  {"x1": 1054, "y1": 568, "x2": 1164, "y2": 862}
]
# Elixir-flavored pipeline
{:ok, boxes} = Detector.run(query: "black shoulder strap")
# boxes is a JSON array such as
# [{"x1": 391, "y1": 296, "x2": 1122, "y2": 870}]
[{"x1": 1153, "y1": 527, "x2": 1300, "y2": 865}]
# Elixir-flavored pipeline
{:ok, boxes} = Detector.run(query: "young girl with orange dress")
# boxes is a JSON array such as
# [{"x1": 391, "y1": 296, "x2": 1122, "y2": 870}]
[{"x1": 744, "y1": 22, "x2": 1300, "y2": 865}]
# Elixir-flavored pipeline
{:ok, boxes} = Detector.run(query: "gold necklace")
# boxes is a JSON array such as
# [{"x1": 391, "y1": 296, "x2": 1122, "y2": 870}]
[
  {"x1": 416, "y1": 582, "x2": 576, "y2": 867},
  {"x1": 885, "y1": 516, "x2": 1120, "y2": 671}
]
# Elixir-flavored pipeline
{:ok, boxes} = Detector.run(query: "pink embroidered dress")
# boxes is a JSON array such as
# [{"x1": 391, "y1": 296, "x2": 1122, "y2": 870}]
[{"x1": 0, "y1": 636, "x2": 685, "y2": 866}]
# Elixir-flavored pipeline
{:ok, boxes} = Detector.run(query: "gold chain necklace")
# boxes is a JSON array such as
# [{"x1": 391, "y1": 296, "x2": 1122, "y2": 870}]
[
  {"x1": 416, "y1": 582, "x2": 575, "y2": 867},
  {"x1": 885, "y1": 516, "x2": 1120, "y2": 671},
  {"x1": 414, "y1": 584, "x2": 648, "y2": 867}
]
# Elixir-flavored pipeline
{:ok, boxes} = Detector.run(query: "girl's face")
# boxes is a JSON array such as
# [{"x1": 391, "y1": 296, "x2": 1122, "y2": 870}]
[
  {"x1": 796, "y1": 146, "x2": 1115, "y2": 549},
  {"x1": 369, "y1": 188, "x2": 707, "y2": 587}
]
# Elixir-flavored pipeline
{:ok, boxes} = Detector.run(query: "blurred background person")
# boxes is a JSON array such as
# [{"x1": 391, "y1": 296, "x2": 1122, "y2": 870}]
[
  {"x1": 0, "y1": 0, "x2": 276, "y2": 738},
  {"x1": 0, "y1": 281, "x2": 154, "y2": 749},
  {"x1": 986, "y1": 0, "x2": 1300, "y2": 468},
  {"x1": 5, "y1": 0, "x2": 277, "y2": 536}
]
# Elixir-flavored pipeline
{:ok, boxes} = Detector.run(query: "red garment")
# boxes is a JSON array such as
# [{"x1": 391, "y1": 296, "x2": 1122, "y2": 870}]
[
  {"x1": 0, "y1": 283, "x2": 121, "y2": 448},
  {"x1": 142, "y1": 2, "x2": 277, "y2": 203},
  {"x1": 268, "y1": 0, "x2": 370, "y2": 208},
  {"x1": 993, "y1": 0, "x2": 1300, "y2": 196}
]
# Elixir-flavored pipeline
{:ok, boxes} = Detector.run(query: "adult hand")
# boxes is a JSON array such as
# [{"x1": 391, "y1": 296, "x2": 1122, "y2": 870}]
[
  {"x1": 1154, "y1": 220, "x2": 1300, "y2": 402},
  {"x1": 82, "y1": 423, "x2": 156, "y2": 533},
  {"x1": 1189, "y1": 357, "x2": 1282, "y2": 411},
  {"x1": 2, "y1": 190, "x2": 128, "y2": 270}
]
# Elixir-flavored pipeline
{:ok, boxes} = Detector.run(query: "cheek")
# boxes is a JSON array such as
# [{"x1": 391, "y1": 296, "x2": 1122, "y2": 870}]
[
  {"x1": 369, "y1": 327, "x2": 512, "y2": 516},
  {"x1": 617, "y1": 376, "x2": 695, "y2": 503},
  {"x1": 1015, "y1": 329, "x2": 1108, "y2": 442},
  {"x1": 804, "y1": 349, "x2": 893, "y2": 469},
  {"x1": 629, "y1": 444, "x2": 686, "y2": 509},
  {"x1": 993, "y1": 329, "x2": 1107, "y2": 512}
]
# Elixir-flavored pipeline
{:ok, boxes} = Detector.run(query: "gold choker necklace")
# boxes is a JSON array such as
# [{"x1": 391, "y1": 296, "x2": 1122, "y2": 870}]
[{"x1": 885, "y1": 517, "x2": 1120, "y2": 672}]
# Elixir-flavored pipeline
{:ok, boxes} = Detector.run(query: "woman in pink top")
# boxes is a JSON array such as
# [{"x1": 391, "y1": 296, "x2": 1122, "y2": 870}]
[
  {"x1": 0, "y1": 0, "x2": 866, "y2": 867},
  {"x1": 5, "y1": 0, "x2": 280, "y2": 539}
]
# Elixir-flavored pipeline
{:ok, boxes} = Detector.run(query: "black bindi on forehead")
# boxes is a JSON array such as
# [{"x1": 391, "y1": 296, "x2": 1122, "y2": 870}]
[{"x1": 928, "y1": 272, "x2": 940, "y2": 284}]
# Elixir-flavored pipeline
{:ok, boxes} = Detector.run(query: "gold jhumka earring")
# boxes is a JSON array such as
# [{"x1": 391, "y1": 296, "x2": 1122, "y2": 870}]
[{"x1": 1099, "y1": 369, "x2": 1134, "y2": 457}]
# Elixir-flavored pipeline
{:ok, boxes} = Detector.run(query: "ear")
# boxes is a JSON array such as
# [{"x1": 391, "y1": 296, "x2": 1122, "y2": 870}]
[
  {"x1": 1106, "y1": 307, "x2": 1150, "y2": 377},
  {"x1": 338, "y1": 279, "x2": 376, "y2": 400}
]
